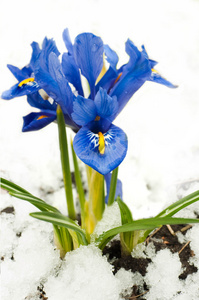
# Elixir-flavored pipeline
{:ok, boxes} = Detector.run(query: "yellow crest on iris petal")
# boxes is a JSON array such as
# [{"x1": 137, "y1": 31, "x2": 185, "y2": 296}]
[
  {"x1": 98, "y1": 132, "x2": 105, "y2": 155},
  {"x1": 18, "y1": 77, "x2": 35, "y2": 87}
]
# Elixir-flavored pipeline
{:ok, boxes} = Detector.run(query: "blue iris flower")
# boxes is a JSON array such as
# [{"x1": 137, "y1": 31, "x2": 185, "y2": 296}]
[
  {"x1": 1, "y1": 38, "x2": 60, "y2": 100},
  {"x1": 2, "y1": 28, "x2": 176, "y2": 173},
  {"x1": 72, "y1": 88, "x2": 128, "y2": 175}
]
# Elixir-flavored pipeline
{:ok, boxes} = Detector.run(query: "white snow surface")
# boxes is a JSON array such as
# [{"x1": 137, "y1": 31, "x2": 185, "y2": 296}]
[{"x1": 1, "y1": 0, "x2": 199, "y2": 299}]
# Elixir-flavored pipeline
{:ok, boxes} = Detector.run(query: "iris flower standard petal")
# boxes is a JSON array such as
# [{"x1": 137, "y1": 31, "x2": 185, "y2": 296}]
[
  {"x1": 22, "y1": 111, "x2": 56, "y2": 132},
  {"x1": 94, "y1": 88, "x2": 118, "y2": 121},
  {"x1": 73, "y1": 33, "x2": 104, "y2": 99},
  {"x1": 72, "y1": 96, "x2": 97, "y2": 126},
  {"x1": 73, "y1": 123, "x2": 128, "y2": 175},
  {"x1": 62, "y1": 53, "x2": 84, "y2": 96}
]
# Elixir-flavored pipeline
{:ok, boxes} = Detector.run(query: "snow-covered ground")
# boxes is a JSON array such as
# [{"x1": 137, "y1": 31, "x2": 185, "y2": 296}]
[{"x1": 1, "y1": 0, "x2": 199, "y2": 299}]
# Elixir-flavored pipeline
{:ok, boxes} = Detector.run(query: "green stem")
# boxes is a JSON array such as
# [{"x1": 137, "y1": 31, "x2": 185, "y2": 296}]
[
  {"x1": 71, "y1": 140, "x2": 86, "y2": 227},
  {"x1": 107, "y1": 167, "x2": 119, "y2": 206},
  {"x1": 56, "y1": 105, "x2": 76, "y2": 220}
]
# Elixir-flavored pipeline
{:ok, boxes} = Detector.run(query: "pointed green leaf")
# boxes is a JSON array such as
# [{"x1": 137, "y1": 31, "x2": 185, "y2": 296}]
[
  {"x1": 71, "y1": 141, "x2": 86, "y2": 226},
  {"x1": 30, "y1": 211, "x2": 88, "y2": 245},
  {"x1": 107, "y1": 167, "x2": 119, "y2": 206},
  {"x1": 95, "y1": 217, "x2": 199, "y2": 250},
  {"x1": 117, "y1": 197, "x2": 133, "y2": 224},
  {"x1": 9, "y1": 192, "x2": 60, "y2": 213},
  {"x1": 0, "y1": 177, "x2": 31, "y2": 194},
  {"x1": 156, "y1": 190, "x2": 199, "y2": 218}
]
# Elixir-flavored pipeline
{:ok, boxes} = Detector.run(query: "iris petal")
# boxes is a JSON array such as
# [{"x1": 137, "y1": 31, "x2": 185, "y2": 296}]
[
  {"x1": 62, "y1": 28, "x2": 73, "y2": 55},
  {"x1": 104, "y1": 172, "x2": 123, "y2": 204},
  {"x1": 27, "y1": 92, "x2": 57, "y2": 110},
  {"x1": 73, "y1": 124, "x2": 128, "y2": 175},
  {"x1": 1, "y1": 81, "x2": 39, "y2": 100},
  {"x1": 22, "y1": 111, "x2": 56, "y2": 132},
  {"x1": 73, "y1": 33, "x2": 104, "y2": 99},
  {"x1": 72, "y1": 96, "x2": 97, "y2": 126},
  {"x1": 62, "y1": 53, "x2": 84, "y2": 96},
  {"x1": 94, "y1": 88, "x2": 118, "y2": 121},
  {"x1": 104, "y1": 44, "x2": 119, "y2": 70},
  {"x1": 149, "y1": 70, "x2": 177, "y2": 88}
]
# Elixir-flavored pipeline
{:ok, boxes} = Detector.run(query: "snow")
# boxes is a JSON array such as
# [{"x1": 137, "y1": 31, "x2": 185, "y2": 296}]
[{"x1": 1, "y1": 0, "x2": 199, "y2": 299}]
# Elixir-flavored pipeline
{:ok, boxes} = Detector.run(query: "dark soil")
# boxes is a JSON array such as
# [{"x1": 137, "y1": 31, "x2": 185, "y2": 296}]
[
  {"x1": 103, "y1": 223, "x2": 198, "y2": 299},
  {"x1": 1, "y1": 205, "x2": 198, "y2": 299}
]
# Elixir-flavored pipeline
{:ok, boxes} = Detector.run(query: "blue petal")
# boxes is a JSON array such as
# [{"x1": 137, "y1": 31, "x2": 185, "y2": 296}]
[
  {"x1": 62, "y1": 28, "x2": 73, "y2": 55},
  {"x1": 73, "y1": 33, "x2": 104, "y2": 99},
  {"x1": 29, "y1": 41, "x2": 41, "y2": 70},
  {"x1": 73, "y1": 123, "x2": 128, "y2": 175},
  {"x1": 125, "y1": 39, "x2": 142, "y2": 70},
  {"x1": 48, "y1": 52, "x2": 74, "y2": 115},
  {"x1": 22, "y1": 111, "x2": 56, "y2": 132},
  {"x1": 27, "y1": 92, "x2": 57, "y2": 110},
  {"x1": 104, "y1": 44, "x2": 119, "y2": 70},
  {"x1": 7, "y1": 64, "x2": 31, "y2": 82},
  {"x1": 62, "y1": 53, "x2": 84, "y2": 96},
  {"x1": 38, "y1": 37, "x2": 60, "y2": 72},
  {"x1": 104, "y1": 172, "x2": 123, "y2": 204},
  {"x1": 149, "y1": 70, "x2": 177, "y2": 88},
  {"x1": 1, "y1": 81, "x2": 39, "y2": 100},
  {"x1": 95, "y1": 67, "x2": 118, "y2": 94},
  {"x1": 72, "y1": 96, "x2": 97, "y2": 126},
  {"x1": 109, "y1": 41, "x2": 151, "y2": 116},
  {"x1": 94, "y1": 88, "x2": 118, "y2": 121}
]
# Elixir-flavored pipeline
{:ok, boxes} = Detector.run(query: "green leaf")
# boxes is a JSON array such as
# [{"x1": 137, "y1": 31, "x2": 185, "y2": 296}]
[
  {"x1": 117, "y1": 197, "x2": 133, "y2": 223},
  {"x1": 141, "y1": 190, "x2": 199, "y2": 242},
  {"x1": 1, "y1": 177, "x2": 59, "y2": 213},
  {"x1": 107, "y1": 167, "x2": 119, "y2": 206},
  {"x1": 156, "y1": 190, "x2": 199, "y2": 218},
  {"x1": 0, "y1": 177, "x2": 31, "y2": 194},
  {"x1": 117, "y1": 197, "x2": 134, "y2": 255},
  {"x1": 71, "y1": 141, "x2": 86, "y2": 226},
  {"x1": 95, "y1": 217, "x2": 199, "y2": 250},
  {"x1": 9, "y1": 192, "x2": 60, "y2": 213},
  {"x1": 30, "y1": 211, "x2": 88, "y2": 246}
]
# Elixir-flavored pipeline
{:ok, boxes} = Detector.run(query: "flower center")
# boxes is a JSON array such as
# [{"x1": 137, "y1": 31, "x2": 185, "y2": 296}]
[
  {"x1": 18, "y1": 77, "x2": 35, "y2": 87},
  {"x1": 98, "y1": 132, "x2": 105, "y2": 155}
]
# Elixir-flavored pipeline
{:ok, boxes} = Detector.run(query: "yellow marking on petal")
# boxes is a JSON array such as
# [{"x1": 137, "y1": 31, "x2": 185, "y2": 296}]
[
  {"x1": 37, "y1": 115, "x2": 48, "y2": 120},
  {"x1": 95, "y1": 116, "x2": 100, "y2": 121},
  {"x1": 96, "y1": 55, "x2": 107, "y2": 84},
  {"x1": 151, "y1": 68, "x2": 159, "y2": 74},
  {"x1": 98, "y1": 132, "x2": 105, "y2": 155},
  {"x1": 18, "y1": 77, "x2": 35, "y2": 87},
  {"x1": 113, "y1": 72, "x2": 122, "y2": 85}
]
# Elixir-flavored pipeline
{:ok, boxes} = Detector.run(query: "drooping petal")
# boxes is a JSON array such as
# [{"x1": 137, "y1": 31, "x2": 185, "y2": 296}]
[
  {"x1": 72, "y1": 96, "x2": 97, "y2": 126},
  {"x1": 27, "y1": 92, "x2": 57, "y2": 110},
  {"x1": 1, "y1": 80, "x2": 39, "y2": 100},
  {"x1": 73, "y1": 33, "x2": 104, "y2": 99},
  {"x1": 73, "y1": 123, "x2": 128, "y2": 175},
  {"x1": 62, "y1": 53, "x2": 84, "y2": 96},
  {"x1": 22, "y1": 111, "x2": 56, "y2": 132},
  {"x1": 6, "y1": 64, "x2": 31, "y2": 82},
  {"x1": 149, "y1": 69, "x2": 177, "y2": 88},
  {"x1": 94, "y1": 88, "x2": 118, "y2": 121},
  {"x1": 104, "y1": 172, "x2": 123, "y2": 204},
  {"x1": 109, "y1": 40, "x2": 151, "y2": 116}
]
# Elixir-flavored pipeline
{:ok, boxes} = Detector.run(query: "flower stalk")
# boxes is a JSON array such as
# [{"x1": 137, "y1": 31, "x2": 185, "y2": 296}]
[{"x1": 56, "y1": 104, "x2": 76, "y2": 220}]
